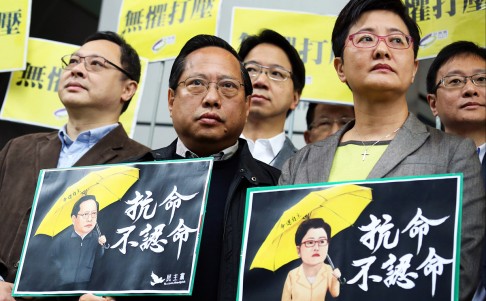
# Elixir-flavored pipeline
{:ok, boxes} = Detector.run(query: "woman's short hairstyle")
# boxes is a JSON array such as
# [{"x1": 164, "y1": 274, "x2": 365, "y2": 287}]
[
  {"x1": 295, "y1": 218, "x2": 332, "y2": 246},
  {"x1": 331, "y1": 0, "x2": 421, "y2": 60}
]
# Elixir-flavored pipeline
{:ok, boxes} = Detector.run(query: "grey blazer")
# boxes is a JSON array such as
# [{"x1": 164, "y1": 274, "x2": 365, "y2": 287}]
[
  {"x1": 280, "y1": 113, "x2": 485, "y2": 301},
  {"x1": 272, "y1": 136, "x2": 298, "y2": 170}
]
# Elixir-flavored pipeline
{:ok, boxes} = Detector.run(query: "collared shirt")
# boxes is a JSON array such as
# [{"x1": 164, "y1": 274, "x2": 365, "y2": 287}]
[
  {"x1": 478, "y1": 143, "x2": 486, "y2": 163},
  {"x1": 57, "y1": 123, "x2": 119, "y2": 168},
  {"x1": 175, "y1": 138, "x2": 239, "y2": 161},
  {"x1": 241, "y1": 132, "x2": 286, "y2": 165}
]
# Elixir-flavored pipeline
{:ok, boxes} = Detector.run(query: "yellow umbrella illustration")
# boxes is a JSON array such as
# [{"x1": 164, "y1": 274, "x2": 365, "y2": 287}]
[
  {"x1": 35, "y1": 165, "x2": 140, "y2": 237},
  {"x1": 250, "y1": 184, "x2": 372, "y2": 272}
]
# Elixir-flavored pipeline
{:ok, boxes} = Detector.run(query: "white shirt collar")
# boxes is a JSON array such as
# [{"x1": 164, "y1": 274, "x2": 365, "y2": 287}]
[
  {"x1": 241, "y1": 132, "x2": 286, "y2": 165},
  {"x1": 175, "y1": 138, "x2": 239, "y2": 161}
]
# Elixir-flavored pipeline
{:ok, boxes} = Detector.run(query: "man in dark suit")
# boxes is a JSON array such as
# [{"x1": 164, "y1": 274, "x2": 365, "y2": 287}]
[
  {"x1": 0, "y1": 31, "x2": 149, "y2": 299},
  {"x1": 79, "y1": 34, "x2": 279, "y2": 301},
  {"x1": 237, "y1": 29, "x2": 306, "y2": 169},
  {"x1": 142, "y1": 34, "x2": 280, "y2": 301},
  {"x1": 426, "y1": 40, "x2": 486, "y2": 301}
]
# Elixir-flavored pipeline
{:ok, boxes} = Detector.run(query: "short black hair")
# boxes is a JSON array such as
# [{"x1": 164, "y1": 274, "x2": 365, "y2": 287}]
[
  {"x1": 295, "y1": 218, "x2": 332, "y2": 246},
  {"x1": 238, "y1": 29, "x2": 306, "y2": 96},
  {"x1": 169, "y1": 34, "x2": 252, "y2": 97},
  {"x1": 426, "y1": 41, "x2": 486, "y2": 94},
  {"x1": 71, "y1": 195, "x2": 99, "y2": 217},
  {"x1": 332, "y1": 0, "x2": 421, "y2": 60},
  {"x1": 84, "y1": 31, "x2": 141, "y2": 114}
]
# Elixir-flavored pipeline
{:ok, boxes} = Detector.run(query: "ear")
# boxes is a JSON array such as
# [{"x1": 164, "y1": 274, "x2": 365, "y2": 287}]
[
  {"x1": 334, "y1": 57, "x2": 346, "y2": 83},
  {"x1": 121, "y1": 80, "x2": 138, "y2": 102},
  {"x1": 289, "y1": 91, "x2": 301, "y2": 110},
  {"x1": 72, "y1": 215, "x2": 76, "y2": 224},
  {"x1": 304, "y1": 130, "x2": 311, "y2": 144},
  {"x1": 296, "y1": 246, "x2": 301, "y2": 258},
  {"x1": 426, "y1": 93, "x2": 439, "y2": 117},
  {"x1": 168, "y1": 88, "x2": 175, "y2": 118},
  {"x1": 411, "y1": 59, "x2": 419, "y2": 83}
]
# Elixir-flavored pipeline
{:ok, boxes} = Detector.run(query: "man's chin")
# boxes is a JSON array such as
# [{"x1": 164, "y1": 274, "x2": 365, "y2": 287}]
[{"x1": 84, "y1": 227, "x2": 95, "y2": 233}]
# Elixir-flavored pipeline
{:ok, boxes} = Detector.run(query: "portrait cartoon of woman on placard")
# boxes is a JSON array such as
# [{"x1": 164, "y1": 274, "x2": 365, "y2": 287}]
[{"x1": 281, "y1": 218, "x2": 341, "y2": 301}]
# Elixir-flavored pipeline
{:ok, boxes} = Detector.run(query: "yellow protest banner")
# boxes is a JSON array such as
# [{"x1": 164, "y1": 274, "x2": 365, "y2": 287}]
[
  {"x1": 118, "y1": 0, "x2": 221, "y2": 62},
  {"x1": 405, "y1": 0, "x2": 486, "y2": 59},
  {"x1": 0, "y1": 0, "x2": 31, "y2": 72},
  {"x1": 231, "y1": 8, "x2": 353, "y2": 105},
  {"x1": 0, "y1": 38, "x2": 146, "y2": 137}
]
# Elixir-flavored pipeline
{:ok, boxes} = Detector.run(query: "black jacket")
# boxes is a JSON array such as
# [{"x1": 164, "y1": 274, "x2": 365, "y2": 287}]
[{"x1": 134, "y1": 138, "x2": 280, "y2": 300}]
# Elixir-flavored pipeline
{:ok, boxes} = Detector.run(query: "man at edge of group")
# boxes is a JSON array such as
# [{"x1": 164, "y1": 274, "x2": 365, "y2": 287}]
[
  {"x1": 426, "y1": 40, "x2": 486, "y2": 301},
  {"x1": 0, "y1": 31, "x2": 150, "y2": 301}
]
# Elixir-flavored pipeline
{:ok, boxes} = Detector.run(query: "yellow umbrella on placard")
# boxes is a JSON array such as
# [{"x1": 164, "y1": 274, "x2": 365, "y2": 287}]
[
  {"x1": 250, "y1": 184, "x2": 372, "y2": 272},
  {"x1": 35, "y1": 165, "x2": 139, "y2": 237}
]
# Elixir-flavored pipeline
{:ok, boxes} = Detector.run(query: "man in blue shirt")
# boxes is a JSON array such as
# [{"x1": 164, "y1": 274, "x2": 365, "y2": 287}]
[{"x1": 0, "y1": 31, "x2": 149, "y2": 299}]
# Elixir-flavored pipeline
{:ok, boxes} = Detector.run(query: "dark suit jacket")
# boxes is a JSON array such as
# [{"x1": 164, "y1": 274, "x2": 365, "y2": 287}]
[
  {"x1": 134, "y1": 138, "x2": 280, "y2": 300},
  {"x1": 272, "y1": 136, "x2": 298, "y2": 170},
  {"x1": 280, "y1": 113, "x2": 486, "y2": 301},
  {"x1": 481, "y1": 156, "x2": 486, "y2": 290},
  {"x1": 0, "y1": 124, "x2": 150, "y2": 281}
]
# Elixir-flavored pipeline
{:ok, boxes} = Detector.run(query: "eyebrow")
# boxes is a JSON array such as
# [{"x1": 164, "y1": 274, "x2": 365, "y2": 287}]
[
  {"x1": 444, "y1": 69, "x2": 486, "y2": 76},
  {"x1": 72, "y1": 52, "x2": 115, "y2": 62},
  {"x1": 304, "y1": 236, "x2": 327, "y2": 240},
  {"x1": 244, "y1": 60, "x2": 289, "y2": 70},
  {"x1": 183, "y1": 73, "x2": 241, "y2": 81},
  {"x1": 354, "y1": 27, "x2": 408, "y2": 35}
]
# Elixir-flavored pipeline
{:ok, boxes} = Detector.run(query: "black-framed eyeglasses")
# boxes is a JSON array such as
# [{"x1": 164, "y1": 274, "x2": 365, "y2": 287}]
[
  {"x1": 434, "y1": 73, "x2": 486, "y2": 91},
  {"x1": 347, "y1": 32, "x2": 413, "y2": 50},
  {"x1": 178, "y1": 76, "x2": 244, "y2": 98},
  {"x1": 77, "y1": 211, "x2": 98, "y2": 220},
  {"x1": 301, "y1": 238, "x2": 328, "y2": 248},
  {"x1": 61, "y1": 54, "x2": 134, "y2": 80},
  {"x1": 309, "y1": 117, "x2": 354, "y2": 131},
  {"x1": 244, "y1": 62, "x2": 292, "y2": 82}
]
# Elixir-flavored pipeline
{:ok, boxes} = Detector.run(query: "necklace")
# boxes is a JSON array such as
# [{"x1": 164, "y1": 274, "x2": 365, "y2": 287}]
[{"x1": 355, "y1": 127, "x2": 401, "y2": 161}]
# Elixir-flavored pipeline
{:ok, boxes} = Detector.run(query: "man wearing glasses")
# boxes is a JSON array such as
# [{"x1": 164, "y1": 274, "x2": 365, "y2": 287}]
[
  {"x1": 426, "y1": 41, "x2": 486, "y2": 301},
  {"x1": 50, "y1": 195, "x2": 106, "y2": 290},
  {"x1": 0, "y1": 31, "x2": 149, "y2": 299},
  {"x1": 304, "y1": 102, "x2": 355, "y2": 144},
  {"x1": 237, "y1": 29, "x2": 306, "y2": 169},
  {"x1": 107, "y1": 34, "x2": 280, "y2": 301}
]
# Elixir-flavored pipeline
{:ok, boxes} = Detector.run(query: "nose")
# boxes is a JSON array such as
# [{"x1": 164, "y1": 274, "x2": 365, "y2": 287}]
[
  {"x1": 202, "y1": 83, "x2": 222, "y2": 108},
  {"x1": 252, "y1": 70, "x2": 270, "y2": 88},
  {"x1": 69, "y1": 59, "x2": 87, "y2": 77},
  {"x1": 373, "y1": 38, "x2": 390, "y2": 59},
  {"x1": 330, "y1": 122, "x2": 341, "y2": 135},
  {"x1": 462, "y1": 78, "x2": 480, "y2": 97}
]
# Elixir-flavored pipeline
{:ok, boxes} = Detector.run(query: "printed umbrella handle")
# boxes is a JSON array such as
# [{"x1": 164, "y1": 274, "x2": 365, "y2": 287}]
[{"x1": 326, "y1": 254, "x2": 347, "y2": 285}]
